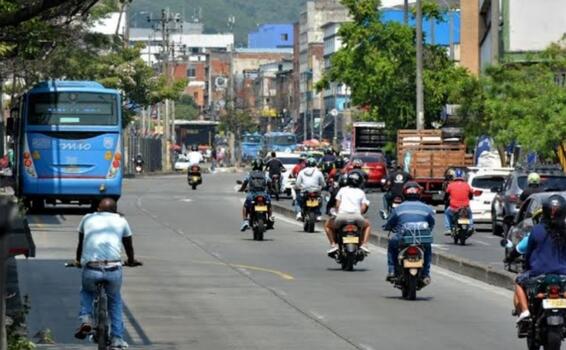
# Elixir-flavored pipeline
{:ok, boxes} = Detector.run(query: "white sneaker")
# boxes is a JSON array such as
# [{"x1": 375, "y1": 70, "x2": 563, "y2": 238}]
[
  {"x1": 316, "y1": 216, "x2": 322, "y2": 222},
  {"x1": 360, "y1": 245, "x2": 371, "y2": 254},
  {"x1": 327, "y1": 245, "x2": 339, "y2": 255},
  {"x1": 296, "y1": 213, "x2": 302, "y2": 221},
  {"x1": 517, "y1": 310, "x2": 531, "y2": 323}
]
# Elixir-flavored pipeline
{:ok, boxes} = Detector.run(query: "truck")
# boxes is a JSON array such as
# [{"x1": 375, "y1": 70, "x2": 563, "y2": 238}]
[
  {"x1": 351, "y1": 122, "x2": 387, "y2": 153},
  {"x1": 397, "y1": 129, "x2": 473, "y2": 204},
  {"x1": 175, "y1": 120, "x2": 219, "y2": 151}
]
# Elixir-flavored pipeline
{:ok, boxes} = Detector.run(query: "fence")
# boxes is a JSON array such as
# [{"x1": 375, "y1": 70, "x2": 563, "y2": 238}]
[{"x1": 125, "y1": 132, "x2": 163, "y2": 175}]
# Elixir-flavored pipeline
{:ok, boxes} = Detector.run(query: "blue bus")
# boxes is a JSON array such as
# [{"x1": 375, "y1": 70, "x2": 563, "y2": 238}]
[
  {"x1": 263, "y1": 132, "x2": 297, "y2": 153},
  {"x1": 9, "y1": 81, "x2": 123, "y2": 209},
  {"x1": 241, "y1": 132, "x2": 263, "y2": 161}
]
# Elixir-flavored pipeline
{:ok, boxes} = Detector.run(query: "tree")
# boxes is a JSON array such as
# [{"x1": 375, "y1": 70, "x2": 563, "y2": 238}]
[
  {"x1": 175, "y1": 95, "x2": 200, "y2": 120},
  {"x1": 317, "y1": 0, "x2": 472, "y2": 131},
  {"x1": 458, "y1": 42, "x2": 566, "y2": 158}
]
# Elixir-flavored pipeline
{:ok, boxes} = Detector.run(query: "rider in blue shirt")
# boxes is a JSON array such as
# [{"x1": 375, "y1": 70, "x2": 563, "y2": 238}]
[
  {"x1": 513, "y1": 195, "x2": 566, "y2": 331},
  {"x1": 383, "y1": 182, "x2": 435, "y2": 285}
]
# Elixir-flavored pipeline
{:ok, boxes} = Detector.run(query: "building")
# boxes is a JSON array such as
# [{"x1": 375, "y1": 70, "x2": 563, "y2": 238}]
[
  {"x1": 479, "y1": 0, "x2": 566, "y2": 70},
  {"x1": 254, "y1": 59, "x2": 294, "y2": 132},
  {"x1": 248, "y1": 24, "x2": 294, "y2": 49},
  {"x1": 298, "y1": 0, "x2": 350, "y2": 140}
]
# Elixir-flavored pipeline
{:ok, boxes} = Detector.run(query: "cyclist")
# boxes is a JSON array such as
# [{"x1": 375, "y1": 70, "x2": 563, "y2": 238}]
[{"x1": 73, "y1": 198, "x2": 142, "y2": 349}]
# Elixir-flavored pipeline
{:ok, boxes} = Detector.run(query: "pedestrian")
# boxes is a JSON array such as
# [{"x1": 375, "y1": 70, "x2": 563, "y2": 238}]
[{"x1": 211, "y1": 147, "x2": 217, "y2": 172}]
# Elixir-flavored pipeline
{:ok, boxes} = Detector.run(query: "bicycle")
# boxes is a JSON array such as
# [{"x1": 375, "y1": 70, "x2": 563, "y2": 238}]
[{"x1": 67, "y1": 260, "x2": 141, "y2": 350}]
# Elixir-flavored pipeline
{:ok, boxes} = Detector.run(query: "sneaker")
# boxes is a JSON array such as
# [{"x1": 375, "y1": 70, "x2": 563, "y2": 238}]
[
  {"x1": 386, "y1": 272, "x2": 396, "y2": 283},
  {"x1": 360, "y1": 245, "x2": 371, "y2": 254},
  {"x1": 443, "y1": 230, "x2": 452, "y2": 236},
  {"x1": 316, "y1": 216, "x2": 322, "y2": 222},
  {"x1": 110, "y1": 337, "x2": 129, "y2": 349},
  {"x1": 240, "y1": 220, "x2": 249, "y2": 232},
  {"x1": 516, "y1": 312, "x2": 531, "y2": 338},
  {"x1": 74, "y1": 322, "x2": 92, "y2": 340},
  {"x1": 327, "y1": 245, "x2": 339, "y2": 257},
  {"x1": 422, "y1": 276, "x2": 431, "y2": 286},
  {"x1": 296, "y1": 213, "x2": 303, "y2": 221}
]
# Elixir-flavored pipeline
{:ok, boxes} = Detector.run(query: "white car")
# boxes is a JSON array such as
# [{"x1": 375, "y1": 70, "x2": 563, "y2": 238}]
[
  {"x1": 273, "y1": 152, "x2": 303, "y2": 197},
  {"x1": 467, "y1": 167, "x2": 513, "y2": 223},
  {"x1": 174, "y1": 157, "x2": 191, "y2": 172}
]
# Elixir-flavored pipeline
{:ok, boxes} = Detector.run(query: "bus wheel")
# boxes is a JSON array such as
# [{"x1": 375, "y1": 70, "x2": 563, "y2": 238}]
[{"x1": 30, "y1": 199, "x2": 44, "y2": 213}]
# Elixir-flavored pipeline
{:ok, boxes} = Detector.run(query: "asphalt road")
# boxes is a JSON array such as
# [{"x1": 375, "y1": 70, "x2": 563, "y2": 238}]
[
  {"x1": 274, "y1": 190, "x2": 507, "y2": 271},
  {"x1": 19, "y1": 173, "x2": 522, "y2": 349}
]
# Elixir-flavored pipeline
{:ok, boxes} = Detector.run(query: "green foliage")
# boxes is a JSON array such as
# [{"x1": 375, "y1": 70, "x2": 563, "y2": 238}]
[
  {"x1": 458, "y1": 43, "x2": 566, "y2": 157},
  {"x1": 130, "y1": 0, "x2": 305, "y2": 45},
  {"x1": 220, "y1": 108, "x2": 256, "y2": 136},
  {"x1": 320, "y1": 0, "x2": 472, "y2": 131},
  {"x1": 175, "y1": 95, "x2": 200, "y2": 120}
]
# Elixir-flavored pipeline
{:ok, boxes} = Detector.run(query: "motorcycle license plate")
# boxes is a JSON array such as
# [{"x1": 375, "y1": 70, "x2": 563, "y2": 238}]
[
  {"x1": 543, "y1": 299, "x2": 566, "y2": 309},
  {"x1": 255, "y1": 205, "x2": 268, "y2": 212},
  {"x1": 458, "y1": 219, "x2": 470, "y2": 225},
  {"x1": 403, "y1": 259, "x2": 424, "y2": 268},
  {"x1": 342, "y1": 236, "x2": 359, "y2": 244},
  {"x1": 306, "y1": 200, "x2": 319, "y2": 207}
]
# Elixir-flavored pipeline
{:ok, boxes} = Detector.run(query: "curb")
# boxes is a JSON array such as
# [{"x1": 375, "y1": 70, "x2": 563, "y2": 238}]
[
  {"x1": 271, "y1": 203, "x2": 515, "y2": 290},
  {"x1": 125, "y1": 167, "x2": 245, "y2": 178}
]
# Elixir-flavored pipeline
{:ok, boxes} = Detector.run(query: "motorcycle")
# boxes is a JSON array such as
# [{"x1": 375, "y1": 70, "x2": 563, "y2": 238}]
[
  {"x1": 134, "y1": 161, "x2": 143, "y2": 174},
  {"x1": 302, "y1": 191, "x2": 321, "y2": 233},
  {"x1": 269, "y1": 173, "x2": 282, "y2": 201},
  {"x1": 333, "y1": 219, "x2": 365, "y2": 271},
  {"x1": 450, "y1": 207, "x2": 473, "y2": 245},
  {"x1": 521, "y1": 274, "x2": 566, "y2": 350},
  {"x1": 249, "y1": 193, "x2": 271, "y2": 241},
  {"x1": 187, "y1": 165, "x2": 202, "y2": 190}
]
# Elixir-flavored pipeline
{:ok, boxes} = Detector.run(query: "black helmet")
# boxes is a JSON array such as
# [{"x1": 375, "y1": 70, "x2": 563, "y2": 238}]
[
  {"x1": 306, "y1": 157, "x2": 317, "y2": 167},
  {"x1": 402, "y1": 181, "x2": 422, "y2": 201},
  {"x1": 348, "y1": 172, "x2": 363, "y2": 188},
  {"x1": 335, "y1": 157, "x2": 345, "y2": 169},
  {"x1": 191, "y1": 144, "x2": 198, "y2": 151},
  {"x1": 251, "y1": 158, "x2": 264, "y2": 171},
  {"x1": 325, "y1": 149, "x2": 333, "y2": 155},
  {"x1": 352, "y1": 158, "x2": 363, "y2": 169},
  {"x1": 338, "y1": 174, "x2": 349, "y2": 188},
  {"x1": 542, "y1": 195, "x2": 566, "y2": 229}
]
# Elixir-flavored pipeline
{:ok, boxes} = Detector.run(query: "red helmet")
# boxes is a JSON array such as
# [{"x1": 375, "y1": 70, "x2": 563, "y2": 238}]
[{"x1": 402, "y1": 181, "x2": 422, "y2": 200}]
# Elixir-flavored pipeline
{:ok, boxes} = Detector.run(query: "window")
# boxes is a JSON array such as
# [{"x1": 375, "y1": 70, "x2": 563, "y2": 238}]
[
  {"x1": 281, "y1": 33, "x2": 289, "y2": 41},
  {"x1": 187, "y1": 68, "x2": 196, "y2": 77},
  {"x1": 471, "y1": 176, "x2": 506, "y2": 189}
]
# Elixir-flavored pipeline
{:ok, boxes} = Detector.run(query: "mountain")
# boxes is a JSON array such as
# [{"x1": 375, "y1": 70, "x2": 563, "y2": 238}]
[{"x1": 129, "y1": 0, "x2": 307, "y2": 46}]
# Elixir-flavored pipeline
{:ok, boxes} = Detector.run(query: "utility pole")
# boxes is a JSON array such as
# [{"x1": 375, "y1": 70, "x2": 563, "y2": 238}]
[
  {"x1": 491, "y1": 0, "x2": 500, "y2": 65},
  {"x1": 449, "y1": 9, "x2": 455, "y2": 61},
  {"x1": 415, "y1": 0, "x2": 425, "y2": 130},
  {"x1": 403, "y1": 0, "x2": 409, "y2": 24}
]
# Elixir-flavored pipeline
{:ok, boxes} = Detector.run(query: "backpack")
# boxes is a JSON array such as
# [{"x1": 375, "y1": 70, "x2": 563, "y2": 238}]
[{"x1": 249, "y1": 170, "x2": 267, "y2": 192}]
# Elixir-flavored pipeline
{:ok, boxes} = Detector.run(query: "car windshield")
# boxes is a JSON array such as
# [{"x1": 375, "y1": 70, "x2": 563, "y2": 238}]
[
  {"x1": 280, "y1": 157, "x2": 300, "y2": 165},
  {"x1": 518, "y1": 175, "x2": 566, "y2": 191},
  {"x1": 353, "y1": 154, "x2": 385, "y2": 163},
  {"x1": 471, "y1": 176, "x2": 506, "y2": 189}
]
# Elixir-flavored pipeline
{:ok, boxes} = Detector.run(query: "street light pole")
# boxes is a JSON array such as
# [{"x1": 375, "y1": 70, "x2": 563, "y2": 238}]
[{"x1": 415, "y1": 0, "x2": 425, "y2": 130}]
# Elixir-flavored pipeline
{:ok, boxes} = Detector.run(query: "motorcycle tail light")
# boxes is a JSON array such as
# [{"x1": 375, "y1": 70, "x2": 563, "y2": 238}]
[
  {"x1": 344, "y1": 224, "x2": 358, "y2": 232},
  {"x1": 549, "y1": 285, "x2": 561, "y2": 299},
  {"x1": 191, "y1": 166, "x2": 199, "y2": 172},
  {"x1": 256, "y1": 196, "x2": 265, "y2": 203},
  {"x1": 406, "y1": 246, "x2": 419, "y2": 256},
  {"x1": 309, "y1": 192, "x2": 318, "y2": 198}
]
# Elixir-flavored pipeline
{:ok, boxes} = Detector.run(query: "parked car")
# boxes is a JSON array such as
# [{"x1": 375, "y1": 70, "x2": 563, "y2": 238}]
[
  {"x1": 503, "y1": 191, "x2": 566, "y2": 272},
  {"x1": 467, "y1": 167, "x2": 513, "y2": 224},
  {"x1": 491, "y1": 167, "x2": 566, "y2": 236},
  {"x1": 345, "y1": 152, "x2": 387, "y2": 187}
]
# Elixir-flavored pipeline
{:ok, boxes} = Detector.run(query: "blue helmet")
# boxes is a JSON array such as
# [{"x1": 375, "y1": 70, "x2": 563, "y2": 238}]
[{"x1": 454, "y1": 168, "x2": 465, "y2": 180}]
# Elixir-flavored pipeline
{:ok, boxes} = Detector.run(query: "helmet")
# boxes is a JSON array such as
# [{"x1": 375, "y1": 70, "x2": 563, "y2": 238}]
[
  {"x1": 402, "y1": 181, "x2": 422, "y2": 200},
  {"x1": 453, "y1": 168, "x2": 465, "y2": 180},
  {"x1": 338, "y1": 175, "x2": 349, "y2": 188},
  {"x1": 528, "y1": 172, "x2": 541, "y2": 185},
  {"x1": 542, "y1": 195, "x2": 566, "y2": 228},
  {"x1": 334, "y1": 157, "x2": 345, "y2": 169},
  {"x1": 322, "y1": 161, "x2": 334, "y2": 172},
  {"x1": 251, "y1": 158, "x2": 264, "y2": 171},
  {"x1": 352, "y1": 158, "x2": 363, "y2": 169},
  {"x1": 325, "y1": 149, "x2": 333, "y2": 155},
  {"x1": 348, "y1": 172, "x2": 363, "y2": 188},
  {"x1": 191, "y1": 144, "x2": 198, "y2": 151},
  {"x1": 299, "y1": 153, "x2": 307, "y2": 160},
  {"x1": 306, "y1": 157, "x2": 317, "y2": 168}
]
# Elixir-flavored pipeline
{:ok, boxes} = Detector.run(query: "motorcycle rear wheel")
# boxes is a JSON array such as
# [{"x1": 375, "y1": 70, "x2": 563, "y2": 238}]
[
  {"x1": 544, "y1": 327, "x2": 562, "y2": 350},
  {"x1": 406, "y1": 274, "x2": 418, "y2": 301},
  {"x1": 527, "y1": 336, "x2": 540, "y2": 350},
  {"x1": 307, "y1": 212, "x2": 316, "y2": 233},
  {"x1": 254, "y1": 218, "x2": 265, "y2": 241}
]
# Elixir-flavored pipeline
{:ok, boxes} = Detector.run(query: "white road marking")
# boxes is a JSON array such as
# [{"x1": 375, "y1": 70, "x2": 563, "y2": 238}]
[
  {"x1": 431, "y1": 244, "x2": 449, "y2": 251},
  {"x1": 179, "y1": 198, "x2": 193, "y2": 203},
  {"x1": 311, "y1": 311, "x2": 326, "y2": 321},
  {"x1": 469, "y1": 239, "x2": 491, "y2": 247}
]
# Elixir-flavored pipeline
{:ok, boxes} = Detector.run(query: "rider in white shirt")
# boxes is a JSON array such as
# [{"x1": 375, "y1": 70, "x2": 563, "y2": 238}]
[{"x1": 187, "y1": 145, "x2": 204, "y2": 166}]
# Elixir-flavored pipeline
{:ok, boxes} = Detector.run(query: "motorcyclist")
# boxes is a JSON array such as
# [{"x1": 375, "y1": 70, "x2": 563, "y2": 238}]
[
  {"x1": 265, "y1": 151, "x2": 286, "y2": 193},
  {"x1": 324, "y1": 172, "x2": 371, "y2": 255},
  {"x1": 295, "y1": 157, "x2": 326, "y2": 221},
  {"x1": 292, "y1": 154, "x2": 307, "y2": 177},
  {"x1": 519, "y1": 172, "x2": 543, "y2": 202},
  {"x1": 512, "y1": 195, "x2": 566, "y2": 334},
  {"x1": 383, "y1": 165, "x2": 412, "y2": 214},
  {"x1": 443, "y1": 168, "x2": 474, "y2": 235},
  {"x1": 187, "y1": 145, "x2": 204, "y2": 166},
  {"x1": 348, "y1": 158, "x2": 368, "y2": 188},
  {"x1": 384, "y1": 182, "x2": 435, "y2": 284},
  {"x1": 321, "y1": 149, "x2": 336, "y2": 163},
  {"x1": 134, "y1": 153, "x2": 144, "y2": 166},
  {"x1": 326, "y1": 172, "x2": 349, "y2": 215},
  {"x1": 239, "y1": 159, "x2": 273, "y2": 231}
]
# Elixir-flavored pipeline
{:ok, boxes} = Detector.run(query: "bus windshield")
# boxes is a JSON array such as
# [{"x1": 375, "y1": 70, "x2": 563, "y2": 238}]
[
  {"x1": 270, "y1": 135, "x2": 296, "y2": 146},
  {"x1": 243, "y1": 135, "x2": 262, "y2": 143},
  {"x1": 28, "y1": 92, "x2": 118, "y2": 126}
]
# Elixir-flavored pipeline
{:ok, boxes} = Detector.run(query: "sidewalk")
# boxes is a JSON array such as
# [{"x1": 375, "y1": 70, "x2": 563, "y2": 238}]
[{"x1": 271, "y1": 199, "x2": 515, "y2": 290}]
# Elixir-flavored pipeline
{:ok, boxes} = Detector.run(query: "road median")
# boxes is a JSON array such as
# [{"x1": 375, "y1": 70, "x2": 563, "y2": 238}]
[{"x1": 271, "y1": 202, "x2": 516, "y2": 290}]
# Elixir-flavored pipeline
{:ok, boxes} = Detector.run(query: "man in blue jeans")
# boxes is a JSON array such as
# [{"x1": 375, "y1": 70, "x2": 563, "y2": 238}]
[
  {"x1": 383, "y1": 182, "x2": 435, "y2": 285},
  {"x1": 73, "y1": 198, "x2": 142, "y2": 349}
]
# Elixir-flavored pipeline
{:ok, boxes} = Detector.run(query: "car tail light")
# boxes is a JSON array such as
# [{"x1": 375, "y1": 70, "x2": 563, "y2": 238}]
[
  {"x1": 549, "y1": 285, "x2": 561, "y2": 299},
  {"x1": 473, "y1": 190, "x2": 483, "y2": 196},
  {"x1": 406, "y1": 246, "x2": 419, "y2": 256},
  {"x1": 106, "y1": 136, "x2": 121, "y2": 179},
  {"x1": 508, "y1": 194, "x2": 519, "y2": 203},
  {"x1": 344, "y1": 224, "x2": 358, "y2": 232}
]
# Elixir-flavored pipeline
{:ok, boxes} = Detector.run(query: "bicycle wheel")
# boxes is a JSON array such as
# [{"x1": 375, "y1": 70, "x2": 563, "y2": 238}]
[{"x1": 97, "y1": 287, "x2": 109, "y2": 350}]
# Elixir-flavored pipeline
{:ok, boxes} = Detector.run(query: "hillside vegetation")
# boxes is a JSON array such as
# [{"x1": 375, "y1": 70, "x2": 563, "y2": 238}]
[{"x1": 130, "y1": 0, "x2": 306, "y2": 45}]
